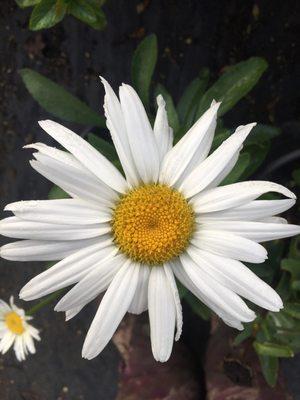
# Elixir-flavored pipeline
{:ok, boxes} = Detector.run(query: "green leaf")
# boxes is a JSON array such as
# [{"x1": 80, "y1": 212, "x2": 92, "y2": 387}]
[
  {"x1": 70, "y1": 0, "x2": 106, "y2": 30},
  {"x1": 87, "y1": 133, "x2": 118, "y2": 162},
  {"x1": 221, "y1": 152, "x2": 250, "y2": 185},
  {"x1": 268, "y1": 311, "x2": 296, "y2": 330},
  {"x1": 241, "y1": 141, "x2": 270, "y2": 179},
  {"x1": 48, "y1": 185, "x2": 69, "y2": 199},
  {"x1": 16, "y1": 0, "x2": 40, "y2": 7},
  {"x1": 177, "y1": 68, "x2": 210, "y2": 125},
  {"x1": 258, "y1": 355, "x2": 279, "y2": 387},
  {"x1": 195, "y1": 57, "x2": 268, "y2": 119},
  {"x1": 154, "y1": 83, "x2": 180, "y2": 137},
  {"x1": 176, "y1": 281, "x2": 188, "y2": 299},
  {"x1": 281, "y1": 258, "x2": 300, "y2": 280},
  {"x1": 284, "y1": 303, "x2": 300, "y2": 320},
  {"x1": 20, "y1": 69, "x2": 105, "y2": 127},
  {"x1": 29, "y1": 0, "x2": 67, "y2": 31},
  {"x1": 131, "y1": 34, "x2": 158, "y2": 109},
  {"x1": 185, "y1": 292, "x2": 211, "y2": 320},
  {"x1": 253, "y1": 341, "x2": 294, "y2": 358},
  {"x1": 233, "y1": 322, "x2": 253, "y2": 345},
  {"x1": 246, "y1": 124, "x2": 281, "y2": 145},
  {"x1": 292, "y1": 280, "x2": 300, "y2": 291},
  {"x1": 293, "y1": 169, "x2": 300, "y2": 186}
]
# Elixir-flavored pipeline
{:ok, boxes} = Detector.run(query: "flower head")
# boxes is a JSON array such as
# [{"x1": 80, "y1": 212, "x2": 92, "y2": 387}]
[
  {"x1": 0, "y1": 297, "x2": 40, "y2": 361},
  {"x1": 1, "y1": 78, "x2": 299, "y2": 362}
]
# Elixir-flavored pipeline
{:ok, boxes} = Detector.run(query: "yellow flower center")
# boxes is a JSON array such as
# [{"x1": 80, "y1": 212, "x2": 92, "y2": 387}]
[
  {"x1": 112, "y1": 184, "x2": 194, "y2": 264},
  {"x1": 5, "y1": 312, "x2": 25, "y2": 335}
]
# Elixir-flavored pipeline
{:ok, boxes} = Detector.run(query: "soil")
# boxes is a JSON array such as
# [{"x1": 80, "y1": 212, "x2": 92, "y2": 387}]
[{"x1": 0, "y1": 0, "x2": 299, "y2": 399}]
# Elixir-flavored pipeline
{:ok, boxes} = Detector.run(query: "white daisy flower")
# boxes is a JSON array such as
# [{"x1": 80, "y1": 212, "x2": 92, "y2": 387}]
[
  {"x1": 0, "y1": 296, "x2": 40, "y2": 361},
  {"x1": 1, "y1": 78, "x2": 300, "y2": 362}
]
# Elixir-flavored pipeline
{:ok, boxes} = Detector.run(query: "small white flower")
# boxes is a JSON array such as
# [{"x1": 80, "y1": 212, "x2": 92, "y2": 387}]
[
  {"x1": 0, "y1": 296, "x2": 40, "y2": 361},
  {"x1": 1, "y1": 78, "x2": 300, "y2": 362}
]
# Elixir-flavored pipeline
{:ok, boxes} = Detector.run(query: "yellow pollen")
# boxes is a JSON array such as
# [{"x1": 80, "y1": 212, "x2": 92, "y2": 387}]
[
  {"x1": 5, "y1": 312, "x2": 25, "y2": 335},
  {"x1": 112, "y1": 184, "x2": 195, "y2": 264}
]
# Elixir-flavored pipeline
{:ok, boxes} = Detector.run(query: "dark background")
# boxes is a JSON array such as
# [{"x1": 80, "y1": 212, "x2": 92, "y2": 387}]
[{"x1": 0, "y1": 0, "x2": 299, "y2": 399}]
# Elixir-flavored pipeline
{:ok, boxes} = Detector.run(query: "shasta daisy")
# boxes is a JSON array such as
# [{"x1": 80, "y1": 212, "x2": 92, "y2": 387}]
[{"x1": 1, "y1": 78, "x2": 299, "y2": 362}]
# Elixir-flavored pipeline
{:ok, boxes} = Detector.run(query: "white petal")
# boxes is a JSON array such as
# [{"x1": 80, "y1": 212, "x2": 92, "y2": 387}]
[
  {"x1": 170, "y1": 259, "x2": 243, "y2": 325},
  {"x1": 154, "y1": 95, "x2": 173, "y2": 162},
  {"x1": 148, "y1": 266, "x2": 176, "y2": 362},
  {"x1": 1, "y1": 237, "x2": 100, "y2": 261},
  {"x1": 30, "y1": 160, "x2": 117, "y2": 209},
  {"x1": 192, "y1": 229, "x2": 267, "y2": 263},
  {"x1": 82, "y1": 261, "x2": 139, "y2": 359},
  {"x1": 163, "y1": 263, "x2": 182, "y2": 341},
  {"x1": 38, "y1": 120, "x2": 127, "y2": 193},
  {"x1": 27, "y1": 143, "x2": 117, "y2": 206},
  {"x1": 205, "y1": 151, "x2": 240, "y2": 189},
  {"x1": 119, "y1": 84, "x2": 160, "y2": 183},
  {"x1": 14, "y1": 335, "x2": 26, "y2": 361},
  {"x1": 160, "y1": 102, "x2": 220, "y2": 187},
  {"x1": 197, "y1": 199, "x2": 296, "y2": 222},
  {"x1": 128, "y1": 265, "x2": 150, "y2": 314},
  {"x1": 0, "y1": 216, "x2": 111, "y2": 241},
  {"x1": 191, "y1": 181, "x2": 296, "y2": 213},
  {"x1": 23, "y1": 331, "x2": 36, "y2": 354},
  {"x1": 5, "y1": 199, "x2": 111, "y2": 225},
  {"x1": 101, "y1": 77, "x2": 140, "y2": 187},
  {"x1": 187, "y1": 247, "x2": 282, "y2": 311},
  {"x1": 55, "y1": 253, "x2": 125, "y2": 312},
  {"x1": 0, "y1": 332, "x2": 15, "y2": 354},
  {"x1": 179, "y1": 253, "x2": 255, "y2": 322},
  {"x1": 65, "y1": 306, "x2": 84, "y2": 321},
  {"x1": 260, "y1": 217, "x2": 288, "y2": 224},
  {"x1": 199, "y1": 221, "x2": 300, "y2": 242},
  {"x1": 181, "y1": 123, "x2": 256, "y2": 197},
  {"x1": 20, "y1": 240, "x2": 116, "y2": 300}
]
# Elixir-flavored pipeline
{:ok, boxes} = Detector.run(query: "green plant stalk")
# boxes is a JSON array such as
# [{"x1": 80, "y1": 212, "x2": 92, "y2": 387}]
[{"x1": 26, "y1": 289, "x2": 63, "y2": 316}]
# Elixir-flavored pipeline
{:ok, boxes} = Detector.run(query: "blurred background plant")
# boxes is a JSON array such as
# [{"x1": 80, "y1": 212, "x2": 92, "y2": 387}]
[{"x1": 15, "y1": 0, "x2": 107, "y2": 31}]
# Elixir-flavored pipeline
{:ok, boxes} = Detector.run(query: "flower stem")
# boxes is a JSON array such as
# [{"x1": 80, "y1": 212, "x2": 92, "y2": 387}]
[{"x1": 26, "y1": 290, "x2": 63, "y2": 316}]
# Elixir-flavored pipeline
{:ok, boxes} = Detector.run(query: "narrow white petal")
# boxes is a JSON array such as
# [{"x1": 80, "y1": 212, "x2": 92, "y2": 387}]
[
  {"x1": 192, "y1": 229, "x2": 267, "y2": 263},
  {"x1": 197, "y1": 199, "x2": 296, "y2": 222},
  {"x1": 23, "y1": 331, "x2": 36, "y2": 354},
  {"x1": 101, "y1": 77, "x2": 140, "y2": 187},
  {"x1": 38, "y1": 120, "x2": 127, "y2": 193},
  {"x1": 82, "y1": 261, "x2": 139, "y2": 360},
  {"x1": 20, "y1": 240, "x2": 116, "y2": 300},
  {"x1": 0, "y1": 332, "x2": 15, "y2": 354},
  {"x1": 199, "y1": 221, "x2": 300, "y2": 242},
  {"x1": 188, "y1": 247, "x2": 283, "y2": 311},
  {"x1": 170, "y1": 259, "x2": 244, "y2": 327},
  {"x1": 148, "y1": 266, "x2": 176, "y2": 362},
  {"x1": 55, "y1": 254, "x2": 125, "y2": 312},
  {"x1": 160, "y1": 102, "x2": 220, "y2": 187},
  {"x1": 0, "y1": 216, "x2": 111, "y2": 241},
  {"x1": 5, "y1": 199, "x2": 111, "y2": 225},
  {"x1": 128, "y1": 265, "x2": 150, "y2": 314},
  {"x1": 14, "y1": 335, "x2": 26, "y2": 361},
  {"x1": 191, "y1": 181, "x2": 296, "y2": 213},
  {"x1": 181, "y1": 123, "x2": 256, "y2": 197},
  {"x1": 119, "y1": 84, "x2": 160, "y2": 183},
  {"x1": 153, "y1": 95, "x2": 173, "y2": 162},
  {"x1": 163, "y1": 263, "x2": 183, "y2": 341},
  {"x1": 179, "y1": 253, "x2": 255, "y2": 322},
  {"x1": 1, "y1": 237, "x2": 100, "y2": 261},
  {"x1": 65, "y1": 306, "x2": 84, "y2": 321},
  {"x1": 260, "y1": 217, "x2": 288, "y2": 224},
  {"x1": 27, "y1": 143, "x2": 117, "y2": 206},
  {"x1": 30, "y1": 158, "x2": 117, "y2": 208},
  {"x1": 205, "y1": 151, "x2": 240, "y2": 189}
]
